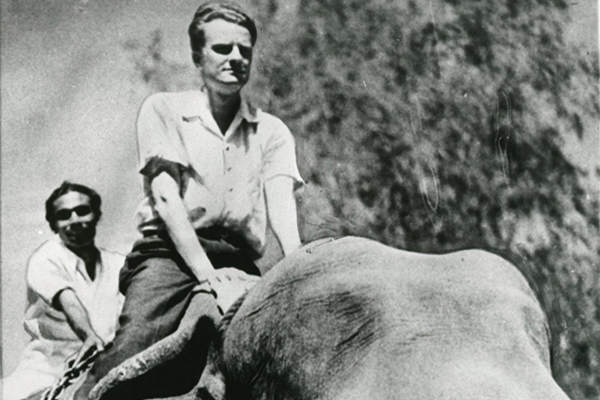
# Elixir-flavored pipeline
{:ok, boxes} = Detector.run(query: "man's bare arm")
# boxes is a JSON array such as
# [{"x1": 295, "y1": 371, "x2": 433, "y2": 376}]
[
  {"x1": 265, "y1": 176, "x2": 301, "y2": 256},
  {"x1": 150, "y1": 172, "x2": 215, "y2": 280},
  {"x1": 57, "y1": 288, "x2": 104, "y2": 365}
]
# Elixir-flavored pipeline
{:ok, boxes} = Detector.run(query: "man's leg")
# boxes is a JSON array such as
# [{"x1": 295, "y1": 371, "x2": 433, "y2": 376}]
[{"x1": 74, "y1": 256, "x2": 197, "y2": 400}]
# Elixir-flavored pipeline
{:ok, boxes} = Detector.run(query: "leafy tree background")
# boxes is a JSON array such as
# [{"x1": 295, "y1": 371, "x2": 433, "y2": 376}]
[{"x1": 124, "y1": 0, "x2": 599, "y2": 397}]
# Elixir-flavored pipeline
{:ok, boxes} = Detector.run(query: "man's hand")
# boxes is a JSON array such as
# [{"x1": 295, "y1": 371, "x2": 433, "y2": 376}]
[
  {"x1": 198, "y1": 267, "x2": 250, "y2": 291},
  {"x1": 74, "y1": 332, "x2": 105, "y2": 366},
  {"x1": 195, "y1": 268, "x2": 259, "y2": 314}
]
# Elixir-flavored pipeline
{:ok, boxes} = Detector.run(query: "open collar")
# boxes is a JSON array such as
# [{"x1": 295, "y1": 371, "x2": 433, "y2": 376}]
[
  {"x1": 181, "y1": 89, "x2": 259, "y2": 126},
  {"x1": 56, "y1": 237, "x2": 100, "y2": 283},
  {"x1": 238, "y1": 96, "x2": 259, "y2": 123}
]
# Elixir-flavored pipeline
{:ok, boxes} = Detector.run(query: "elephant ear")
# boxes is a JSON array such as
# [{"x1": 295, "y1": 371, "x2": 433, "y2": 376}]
[{"x1": 197, "y1": 291, "x2": 249, "y2": 400}]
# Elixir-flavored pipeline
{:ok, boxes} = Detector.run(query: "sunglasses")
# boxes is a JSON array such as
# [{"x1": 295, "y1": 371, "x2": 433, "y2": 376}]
[
  {"x1": 55, "y1": 205, "x2": 93, "y2": 221},
  {"x1": 211, "y1": 44, "x2": 252, "y2": 59}
]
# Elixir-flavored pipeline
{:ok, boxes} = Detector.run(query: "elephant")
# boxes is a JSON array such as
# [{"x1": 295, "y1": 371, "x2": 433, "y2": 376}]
[
  {"x1": 196, "y1": 236, "x2": 570, "y2": 400},
  {"x1": 66, "y1": 236, "x2": 568, "y2": 400}
]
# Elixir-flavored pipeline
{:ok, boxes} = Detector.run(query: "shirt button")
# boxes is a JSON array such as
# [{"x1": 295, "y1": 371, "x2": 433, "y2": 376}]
[
  {"x1": 227, "y1": 167, "x2": 232, "y2": 172},
  {"x1": 228, "y1": 188, "x2": 233, "y2": 192},
  {"x1": 226, "y1": 146, "x2": 230, "y2": 151}
]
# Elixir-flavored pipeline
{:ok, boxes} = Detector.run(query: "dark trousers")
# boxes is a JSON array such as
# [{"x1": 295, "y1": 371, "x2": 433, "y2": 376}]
[{"x1": 75, "y1": 233, "x2": 259, "y2": 400}]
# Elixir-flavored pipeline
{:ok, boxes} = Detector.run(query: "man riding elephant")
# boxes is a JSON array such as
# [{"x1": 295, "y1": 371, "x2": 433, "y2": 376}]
[
  {"x1": 2, "y1": 182, "x2": 124, "y2": 400},
  {"x1": 75, "y1": 2, "x2": 303, "y2": 399},
  {"x1": 197, "y1": 237, "x2": 570, "y2": 400}
]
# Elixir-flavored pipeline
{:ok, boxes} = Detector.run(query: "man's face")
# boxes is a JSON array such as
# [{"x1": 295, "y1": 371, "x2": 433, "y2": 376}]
[
  {"x1": 53, "y1": 191, "x2": 97, "y2": 248},
  {"x1": 197, "y1": 19, "x2": 253, "y2": 96}
]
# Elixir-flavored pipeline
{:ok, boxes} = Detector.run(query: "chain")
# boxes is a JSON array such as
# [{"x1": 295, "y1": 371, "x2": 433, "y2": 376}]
[{"x1": 41, "y1": 349, "x2": 100, "y2": 400}]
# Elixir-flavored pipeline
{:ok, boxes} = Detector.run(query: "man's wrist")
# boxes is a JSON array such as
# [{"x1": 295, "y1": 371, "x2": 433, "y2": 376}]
[
  {"x1": 190, "y1": 264, "x2": 215, "y2": 281},
  {"x1": 281, "y1": 238, "x2": 302, "y2": 256}
]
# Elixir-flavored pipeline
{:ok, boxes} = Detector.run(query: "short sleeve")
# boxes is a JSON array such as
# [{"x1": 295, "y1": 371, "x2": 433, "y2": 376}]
[
  {"x1": 136, "y1": 94, "x2": 189, "y2": 174},
  {"x1": 27, "y1": 251, "x2": 72, "y2": 307},
  {"x1": 262, "y1": 119, "x2": 304, "y2": 190}
]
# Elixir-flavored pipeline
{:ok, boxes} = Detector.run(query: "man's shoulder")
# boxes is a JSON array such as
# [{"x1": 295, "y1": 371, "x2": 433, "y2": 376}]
[
  {"x1": 26, "y1": 238, "x2": 73, "y2": 275},
  {"x1": 142, "y1": 91, "x2": 203, "y2": 114},
  {"x1": 255, "y1": 109, "x2": 293, "y2": 136},
  {"x1": 144, "y1": 90, "x2": 197, "y2": 103},
  {"x1": 255, "y1": 108, "x2": 283, "y2": 124},
  {"x1": 29, "y1": 238, "x2": 66, "y2": 262}
]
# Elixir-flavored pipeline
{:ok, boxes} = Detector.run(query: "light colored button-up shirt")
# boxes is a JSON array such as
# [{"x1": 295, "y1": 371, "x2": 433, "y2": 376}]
[
  {"x1": 135, "y1": 90, "x2": 303, "y2": 256},
  {"x1": 2, "y1": 238, "x2": 124, "y2": 400}
]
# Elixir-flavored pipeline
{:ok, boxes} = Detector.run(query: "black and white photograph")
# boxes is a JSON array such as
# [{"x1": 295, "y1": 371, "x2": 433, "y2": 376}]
[{"x1": 1, "y1": 0, "x2": 598, "y2": 399}]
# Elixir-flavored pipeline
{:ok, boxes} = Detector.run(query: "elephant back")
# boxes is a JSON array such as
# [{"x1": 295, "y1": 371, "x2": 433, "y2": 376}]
[{"x1": 216, "y1": 236, "x2": 567, "y2": 400}]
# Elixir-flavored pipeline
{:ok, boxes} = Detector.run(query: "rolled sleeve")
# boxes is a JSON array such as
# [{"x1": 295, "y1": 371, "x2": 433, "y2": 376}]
[
  {"x1": 27, "y1": 253, "x2": 72, "y2": 307},
  {"x1": 140, "y1": 156, "x2": 188, "y2": 190},
  {"x1": 263, "y1": 120, "x2": 304, "y2": 190}
]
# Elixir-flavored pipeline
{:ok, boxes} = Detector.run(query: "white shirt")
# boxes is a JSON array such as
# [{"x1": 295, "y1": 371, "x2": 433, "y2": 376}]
[
  {"x1": 135, "y1": 90, "x2": 304, "y2": 256},
  {"x1": 2, "y1": 238, "x2": 124, "y2": 400}
]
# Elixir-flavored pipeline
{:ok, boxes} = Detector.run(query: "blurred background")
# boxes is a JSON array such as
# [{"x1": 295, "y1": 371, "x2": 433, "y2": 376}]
[{"x1": 1, "y1": 0, "x2": 598, "y2": 398}]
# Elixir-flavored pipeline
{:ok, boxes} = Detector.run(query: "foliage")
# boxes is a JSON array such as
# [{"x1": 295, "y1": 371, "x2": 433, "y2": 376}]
[{"x1": 125, "y1": 0, "x2": 599, "y2": 397}]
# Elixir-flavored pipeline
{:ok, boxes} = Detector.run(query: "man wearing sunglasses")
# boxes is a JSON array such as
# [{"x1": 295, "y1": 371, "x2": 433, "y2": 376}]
[
  {"x1": 2, "y1": 182, "x2": 124, "y2": 400},
  {"x1": 75, "y1": 2, "x2": 303, "y2": 399}
]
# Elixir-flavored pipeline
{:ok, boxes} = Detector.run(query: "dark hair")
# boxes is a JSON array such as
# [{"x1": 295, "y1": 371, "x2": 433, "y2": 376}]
[
  {"x1": 45, "y1": 181, "x2": 102, "y2": 232},
  {"x1": 188, "y1": 1, "x2": 257, "y2": 65}
]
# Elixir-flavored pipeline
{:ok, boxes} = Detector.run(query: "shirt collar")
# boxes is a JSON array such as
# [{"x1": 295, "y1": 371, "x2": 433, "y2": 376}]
[
  {"x1": 55, "y1": 236, "x2": 101, "y2": 282},
  {"x1": 238, "y1": 97, "x2": 259, "y2": 123},
  {"x1": 181, "y1": 89, "x2": 259, "y2": 124}
]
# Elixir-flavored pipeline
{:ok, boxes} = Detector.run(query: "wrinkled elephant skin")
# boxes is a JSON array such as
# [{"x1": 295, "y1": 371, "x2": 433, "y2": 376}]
[{"x1": 200, "y1": 237, "x2": 570, "y2": 400}]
